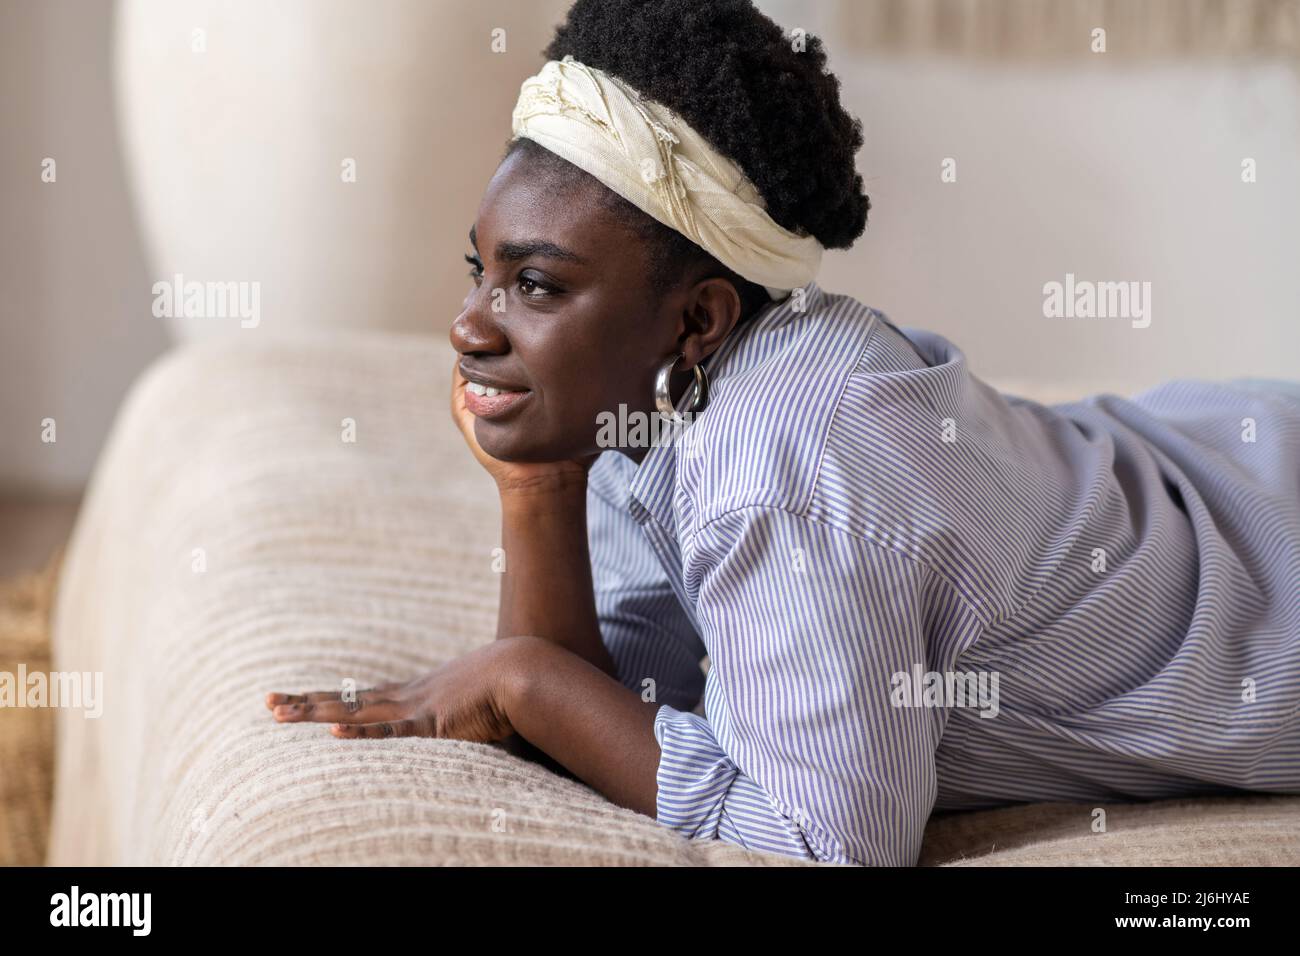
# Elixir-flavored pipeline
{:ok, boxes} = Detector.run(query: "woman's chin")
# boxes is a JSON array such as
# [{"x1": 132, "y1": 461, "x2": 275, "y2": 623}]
[
  {"x1": 473, "y1": 420, "x2": 561, "y2": 463},
  {"x1": 473, "y1": 420, "x2": 522, "y2": 460}
]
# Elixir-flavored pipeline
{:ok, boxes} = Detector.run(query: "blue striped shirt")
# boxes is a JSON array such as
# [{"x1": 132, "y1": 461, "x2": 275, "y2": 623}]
[{"x1": 585, "y1": 280, "x2": 1300, "y2": 866}]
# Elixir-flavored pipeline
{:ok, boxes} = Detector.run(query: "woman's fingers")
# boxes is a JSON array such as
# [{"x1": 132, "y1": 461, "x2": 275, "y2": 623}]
[
  {"x1": 265, "y1": 682, "x2": 399, "y2": 711},
  {"x1": 265, "y1": 690, "x2": 352, "y2": 709},
  {"x1": 330, "y1": 716, "x2": 438, "y2": 739},
  {"x1": 269, "y1": 689, "x2": 404, "y2": 724}
]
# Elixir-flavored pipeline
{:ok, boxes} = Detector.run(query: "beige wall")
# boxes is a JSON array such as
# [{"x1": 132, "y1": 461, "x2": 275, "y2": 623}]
[
  {"x1": 2, "y1": 0, "x2": 1297, "y2": 495},
  {"x1": 821, "y1": 53, "x2": 1300, "y2": 391},
  {"x1": 0, "y1": 0, "x2": 168, "y2": 496}
]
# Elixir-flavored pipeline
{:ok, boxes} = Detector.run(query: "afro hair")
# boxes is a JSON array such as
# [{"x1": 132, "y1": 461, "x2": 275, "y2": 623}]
[{"x1": 503, "y1": 0, "x2": 868, "y2": 316}]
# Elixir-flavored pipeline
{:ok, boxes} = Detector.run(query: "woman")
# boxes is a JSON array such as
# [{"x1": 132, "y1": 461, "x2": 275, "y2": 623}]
[{"x1": 268, "y1": 0, "x2": 1300, "y2": 866}]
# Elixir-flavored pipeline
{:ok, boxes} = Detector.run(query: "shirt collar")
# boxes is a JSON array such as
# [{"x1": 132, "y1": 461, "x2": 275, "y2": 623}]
[{"x1": 625, "y1": 280, "x2": 826, "y2": 532}]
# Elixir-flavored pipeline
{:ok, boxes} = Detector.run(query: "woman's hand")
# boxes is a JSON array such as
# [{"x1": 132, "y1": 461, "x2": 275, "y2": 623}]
[
  {"x1": 267, "y1": 636, "x2": 662, "y2": 818},
  {"x1": 265, "y1": 639, "x2": 527, "y2": 742},
  {"x1": 450, "y1": 358, "x2": 598, "y2": 497}
]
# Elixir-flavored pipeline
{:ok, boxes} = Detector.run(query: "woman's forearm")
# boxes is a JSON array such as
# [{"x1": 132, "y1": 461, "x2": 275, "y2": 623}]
[
  {"x1": 496, "y1": 484, "x2": 617, "y2": 679},
  {"x1": 505, "y1": 636, "x2": 661, "y2": 818}
]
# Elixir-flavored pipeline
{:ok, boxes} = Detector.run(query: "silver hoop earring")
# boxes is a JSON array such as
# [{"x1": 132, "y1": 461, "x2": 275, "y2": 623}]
[{"x1": 654, "y1": 353, "x2": 709, "y2": 419}]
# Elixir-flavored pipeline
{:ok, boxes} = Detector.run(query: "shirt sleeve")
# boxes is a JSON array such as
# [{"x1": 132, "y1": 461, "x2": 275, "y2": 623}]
[
  {"x1": 655, "y1": 505, "x2": 965, "y2": 866},
  {"x1": 586, "y1": 468, "x2": 707, "y2": 713}
]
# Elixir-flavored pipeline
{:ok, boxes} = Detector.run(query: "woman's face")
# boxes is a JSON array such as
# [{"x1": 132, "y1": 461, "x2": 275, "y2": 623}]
[{"x1": 450, "y1": 148, "x2": 722, "y2": 464}]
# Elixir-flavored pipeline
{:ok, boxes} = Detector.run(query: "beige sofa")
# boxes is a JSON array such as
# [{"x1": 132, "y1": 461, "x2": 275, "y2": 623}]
[{"x1": 46, "y1": 333, "x2": 1300, "y2": 866}]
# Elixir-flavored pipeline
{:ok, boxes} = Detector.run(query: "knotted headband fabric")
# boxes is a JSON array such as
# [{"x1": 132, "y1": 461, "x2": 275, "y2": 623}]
[{"x1": 510, "y1": 55, "x2": 823, "y2": 300}]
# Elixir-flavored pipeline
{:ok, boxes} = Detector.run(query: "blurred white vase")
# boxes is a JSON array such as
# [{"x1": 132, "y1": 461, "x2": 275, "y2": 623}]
[{"x1": 112, "y1": 0, "x2": 569, "y2": 341}]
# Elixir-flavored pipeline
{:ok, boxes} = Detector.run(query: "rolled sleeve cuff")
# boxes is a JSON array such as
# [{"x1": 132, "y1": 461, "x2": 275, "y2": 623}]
[{"x1": 652, "y1": 704, "x2": 821, "y2": 861}]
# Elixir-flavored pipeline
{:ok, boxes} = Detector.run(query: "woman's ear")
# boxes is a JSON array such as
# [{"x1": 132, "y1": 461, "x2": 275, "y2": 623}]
[{"x1": 677, "y1": 277, "x2": 743, "y2": 368}]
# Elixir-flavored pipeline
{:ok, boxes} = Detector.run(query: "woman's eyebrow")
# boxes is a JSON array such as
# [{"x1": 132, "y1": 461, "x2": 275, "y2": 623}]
[{"x1": 467, "y1": 224, "x2": 586, "y2": 265}]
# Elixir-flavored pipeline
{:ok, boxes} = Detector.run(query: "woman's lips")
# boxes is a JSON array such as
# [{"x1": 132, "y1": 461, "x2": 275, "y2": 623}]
[{"x1": 464, "y1": 386, "x2": 531, "y2": 420}]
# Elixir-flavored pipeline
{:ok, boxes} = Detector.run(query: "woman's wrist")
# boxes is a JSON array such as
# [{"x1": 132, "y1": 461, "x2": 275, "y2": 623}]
[
  {"x1": 498, "y1": 634, "x2": 660, "y2": 818},
  {"x1": 498, "y1": 474, "x2": 588, "y2": 513},
  {"x1": 497, "y1": 634, "x2": 554, "y2": 709}
]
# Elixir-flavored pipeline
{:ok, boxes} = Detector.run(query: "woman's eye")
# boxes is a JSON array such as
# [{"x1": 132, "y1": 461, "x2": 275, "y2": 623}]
[
  {"x1": 518, "y1": 273, "x2": 555, "y2": 298},
  {"x1": 464, "y1": 252, "x2": 483, "y2": 281},
  {"x1": 461, "y1": 255, "x2": 554, "y2": 297}
]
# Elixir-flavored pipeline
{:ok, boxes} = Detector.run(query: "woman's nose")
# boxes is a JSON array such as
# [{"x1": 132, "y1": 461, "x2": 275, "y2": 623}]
[{"x1": 449, "y1": 294, "x2": 506, "y2": 356}]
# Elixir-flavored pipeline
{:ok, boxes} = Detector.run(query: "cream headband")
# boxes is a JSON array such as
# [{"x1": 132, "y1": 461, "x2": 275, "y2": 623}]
[{"x1": 510, "y1": 55, "x2": 822, "y2": 300}]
